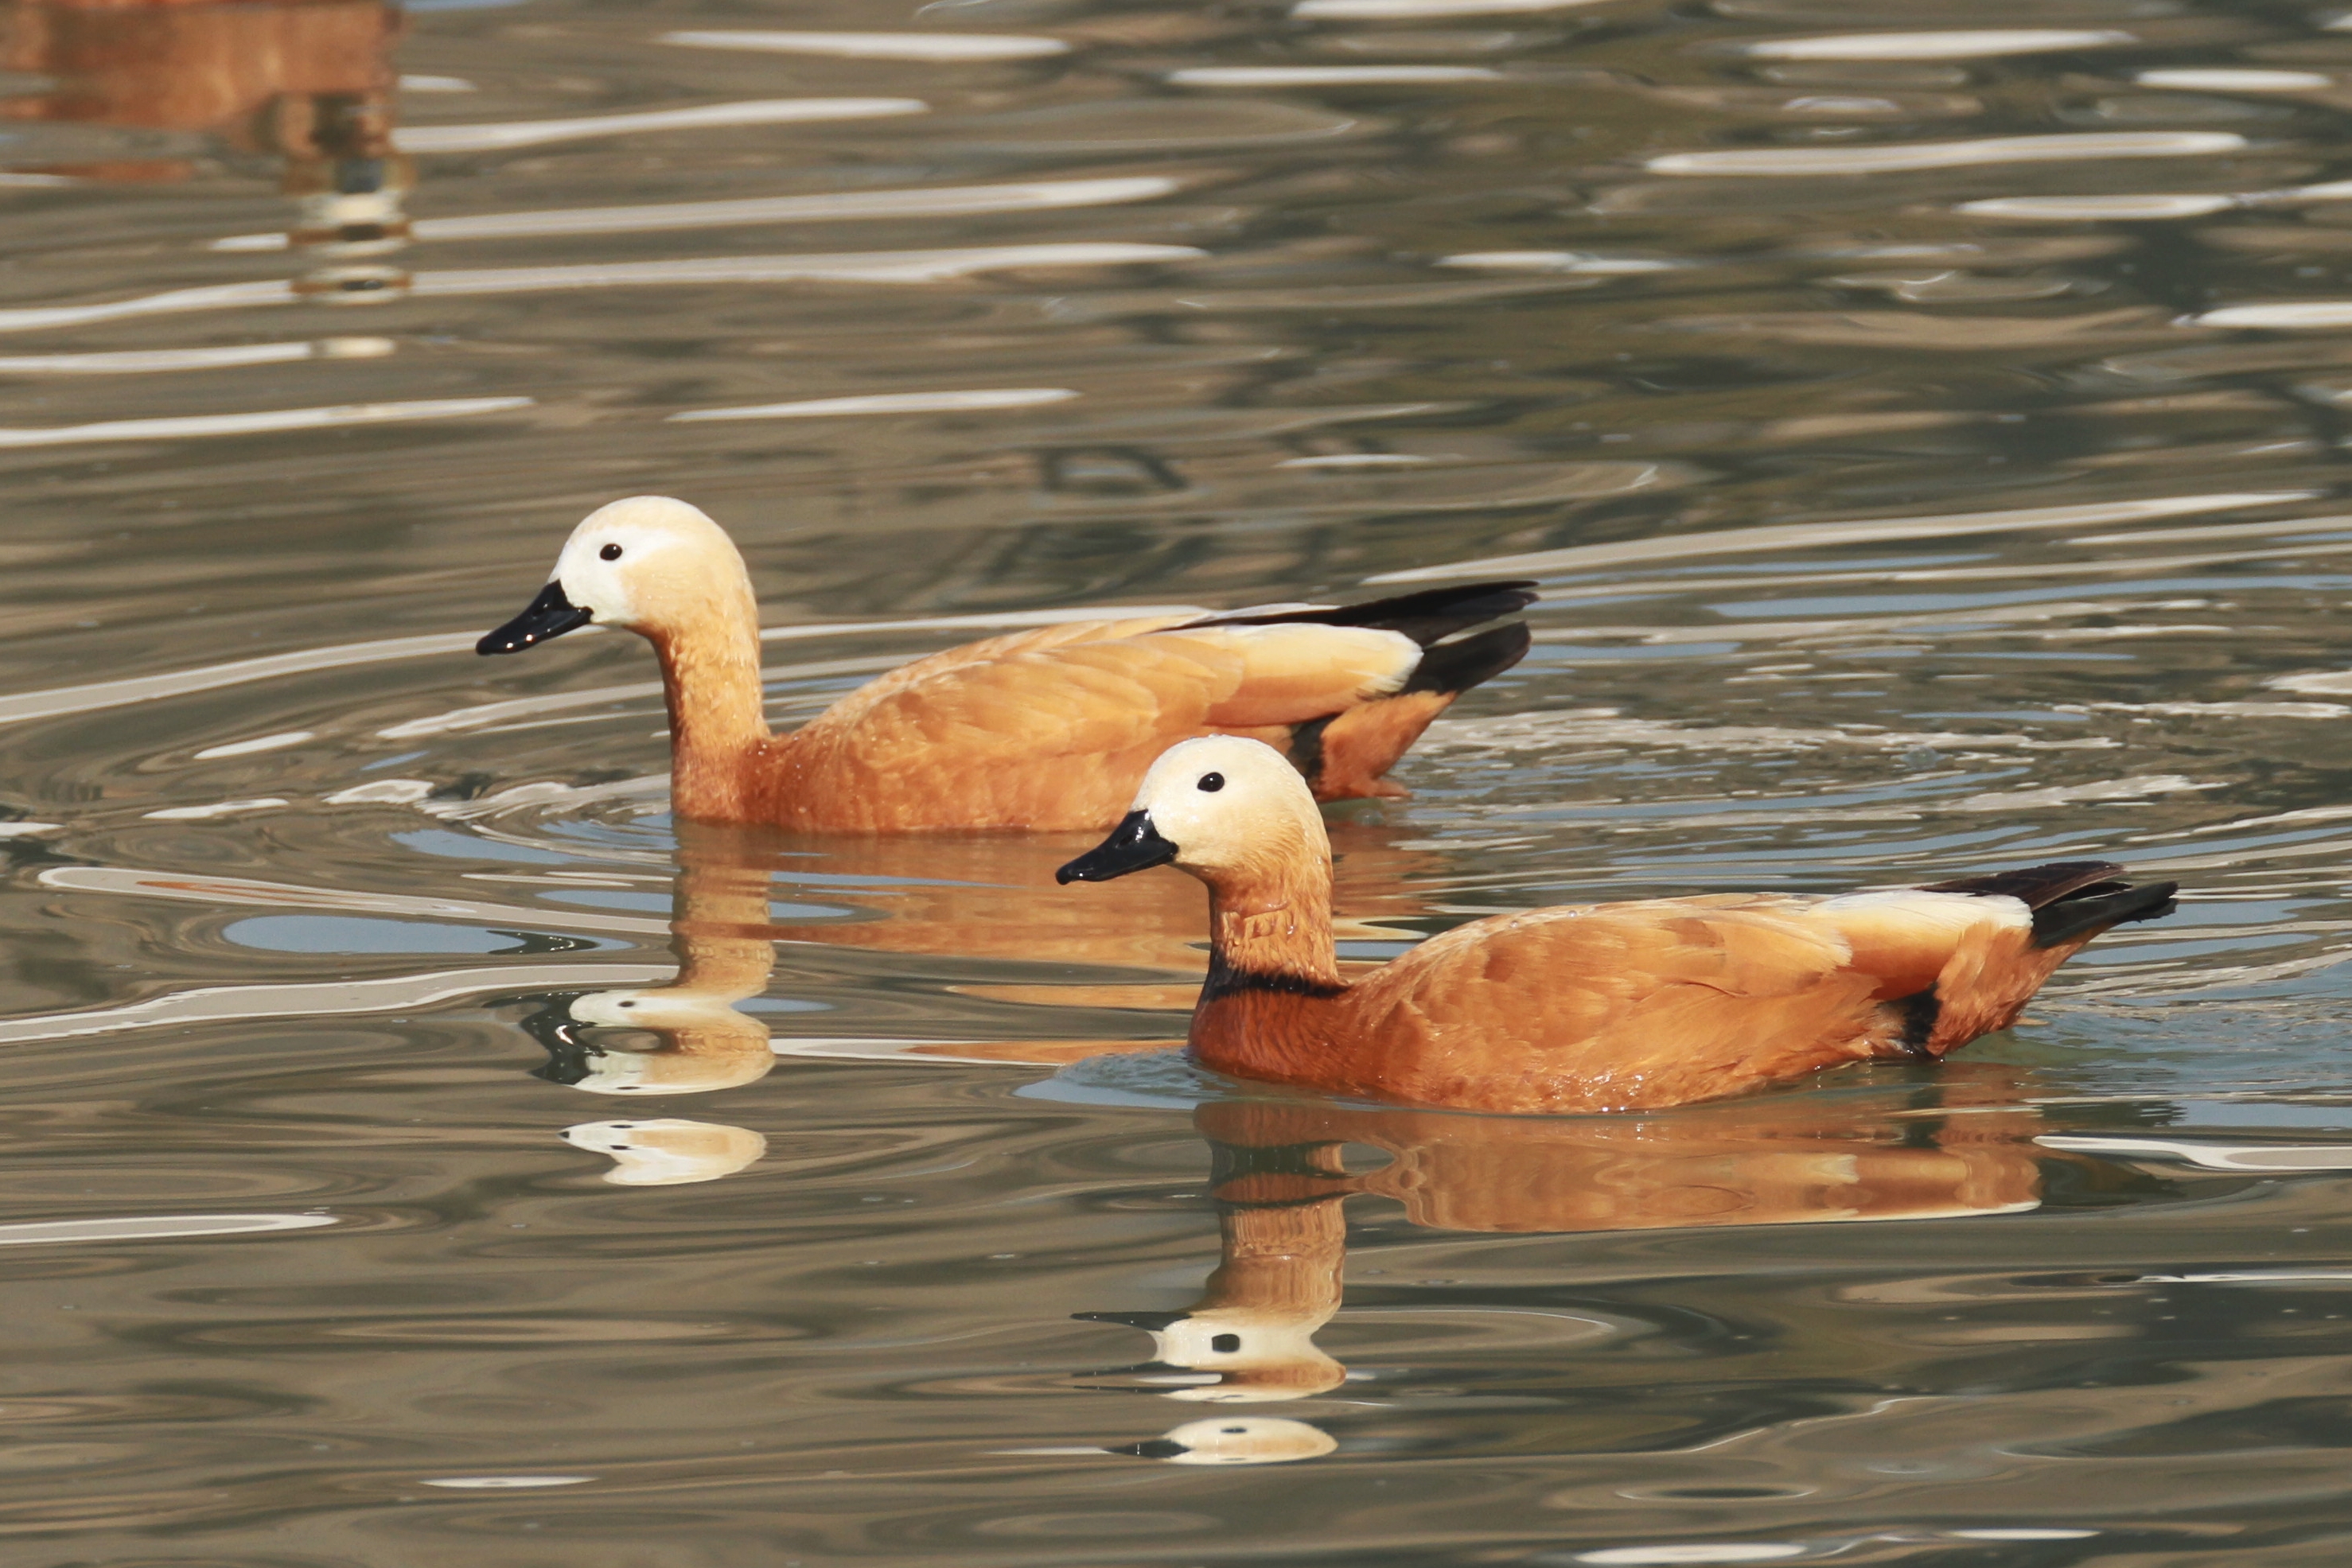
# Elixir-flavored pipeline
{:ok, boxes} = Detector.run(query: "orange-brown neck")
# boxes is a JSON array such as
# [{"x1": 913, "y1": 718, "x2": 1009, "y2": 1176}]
[
  {"x1": 1203, "y1": 857, "x2": 1341, "y2": 986},
  {"x1": 1188, "y1": 861, "x2": 1347, "y2": 1083},
  {"x1": 647, "y1": 591, "x2": 770, "y2": 823}
]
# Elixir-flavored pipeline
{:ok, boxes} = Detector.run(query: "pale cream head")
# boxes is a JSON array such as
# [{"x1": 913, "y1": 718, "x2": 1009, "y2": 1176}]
[
  {"x1": 553, "y1": 984, "x2": 776, "y2": 1095},
  {"x1": 1146, "y1": 1310, "x2": 1348, "y2": 1403},
  {"x1": 1149, "y1": 1416, "x2": 1338, "y2": 1465},
  {"x1": 547, "y1": 1043, "x2": 775, "y2": 1096},
  {"x1": 569, "y1": 984, "x2": 767, "y2": 1028},
  {"x1": 563, "y1": 1118, "x2": 769, "y2": 1185},
  {"x1": 548, "y1": 496, "x2": 751, "y2": 632},
  {"x1": 1128, "y1": 736, "x2": 1330, "y2": 881}
]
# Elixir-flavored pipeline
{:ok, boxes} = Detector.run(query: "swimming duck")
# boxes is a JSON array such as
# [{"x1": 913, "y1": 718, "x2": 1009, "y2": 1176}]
[
  {"x1": 477, "y1": 496, "x2": 1535, "y2": 832},
  {"x1": 1057, "y1": 736, "x2": 2179, "y2": 1115}
]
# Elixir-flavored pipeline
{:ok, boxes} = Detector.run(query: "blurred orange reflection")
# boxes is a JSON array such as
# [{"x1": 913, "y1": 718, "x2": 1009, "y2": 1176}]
[
  {"x1": 1081, "y1": 1085, "x2": 2058, "y2": 1410},
  {"x1": 765, "y1": 820, "x2": 1459, "y2": 985},
  {"x1": 533, "y1": 825, "x2": 781, "y2": 1097},
  {"x1": 0, "y1": 0, "x2": 409, "y2": 282}
]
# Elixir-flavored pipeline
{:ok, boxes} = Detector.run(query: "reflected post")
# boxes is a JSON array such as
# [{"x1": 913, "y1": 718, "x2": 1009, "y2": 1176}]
[{"x1": 0, "y1": 0, "x2": 411, "y2": 295}]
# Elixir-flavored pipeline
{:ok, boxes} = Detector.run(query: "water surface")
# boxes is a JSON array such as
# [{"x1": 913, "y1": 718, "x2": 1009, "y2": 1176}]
[{"x1": 4, "y1": 0, "x2": 2352, "y2": 1561}]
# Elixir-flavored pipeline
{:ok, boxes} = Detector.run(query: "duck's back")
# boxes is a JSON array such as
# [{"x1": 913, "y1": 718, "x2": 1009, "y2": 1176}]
[
  {"x1": 767, "y1": 615, "x2": 1429, "y2": 831},
  {"x1": 1327, "y1": 896, "x2": 1895, "y2": 1113},
  {"x1": 1301, "y1": 871, "x2": 2168, "y2": 1114}
]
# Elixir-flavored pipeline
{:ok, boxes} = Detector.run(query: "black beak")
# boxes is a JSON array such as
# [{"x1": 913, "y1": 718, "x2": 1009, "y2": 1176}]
[
  {"x1": 1057, "y1": 811, "x2": 1178, "y2": 885},
  {"x1": 478, "y1": 580, "x2": 593, "y2": 656},
  {"x1": 1110, "y1": 1438, "x2": 1193, "y2": 1460},
  {"x1": 1073, "y1": 1309, "x2": 1190, "y2": 1333},
  {"x1": 517, "y1": 994, "x2": 598, "y2": 1086}
]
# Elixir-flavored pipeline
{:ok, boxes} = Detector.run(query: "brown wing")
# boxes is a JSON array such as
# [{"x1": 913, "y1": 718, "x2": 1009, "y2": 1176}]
[
  {"x1": 773, "y1": 619, "x2": 1420, "y2": 831},
  {"x1": 812, "y1": 615, "x2": 1198, "y2": 720},
  {"x1": 1334, "y1": 898, "x2": 1893, "y2": 1113}
]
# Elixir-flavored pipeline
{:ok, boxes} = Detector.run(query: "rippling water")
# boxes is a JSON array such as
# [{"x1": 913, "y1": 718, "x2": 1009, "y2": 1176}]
[{"x1": 6, "y1": 0, "x2": 2352, "y2": 1560}]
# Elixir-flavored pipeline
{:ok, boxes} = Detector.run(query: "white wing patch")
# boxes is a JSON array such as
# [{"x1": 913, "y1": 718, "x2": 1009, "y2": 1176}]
[
  {"x1": 1210, "y1": 622, "x2": 1420, "y2": 696},
  {"x1": 1812, "y1": 888, "x2": 2031, "y2": 936}
]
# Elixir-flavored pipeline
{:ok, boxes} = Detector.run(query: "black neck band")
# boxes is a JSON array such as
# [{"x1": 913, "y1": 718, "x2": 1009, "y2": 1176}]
[{"x1": 1202, "y1": 955, "x2": 1344, "y2": 1004}]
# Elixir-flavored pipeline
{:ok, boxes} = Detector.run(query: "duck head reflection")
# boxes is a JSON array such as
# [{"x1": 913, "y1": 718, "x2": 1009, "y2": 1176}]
[
  {"x1": 532, "y1": 825, "x2": 779, "y2": 1098},
  {"x1": 1118, "y1": 1416, "x2": 1338, "y2": 1465},
  {"x1": 1082, "y1": 1080, "x2": 2070, "y2": 1428},
  {"x1": 1080, "y1": 1143, "x2": 1351, "y2": 1403},
  {"x1": 561, "y1": 1117, "x2": 768, "y2": 1185}
]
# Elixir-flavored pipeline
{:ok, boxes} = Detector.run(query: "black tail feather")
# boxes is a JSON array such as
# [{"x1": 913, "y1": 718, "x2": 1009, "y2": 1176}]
[
  {"x1": 1402, "y1": 622, "x2": 1532, "y2": 695},
  {"x1": 1213, "y1": 580, "x2": 1539, "y2": 648},
  {"x1": 1922, "y1": 858, "x2": 2178, "y2": 949},
  {"x1": 1920, "y1": 860, "x2": 2125, "y2": 908},
  {"x1": 2028, "y1": 881, "x2": 2179, "y2": 950}
]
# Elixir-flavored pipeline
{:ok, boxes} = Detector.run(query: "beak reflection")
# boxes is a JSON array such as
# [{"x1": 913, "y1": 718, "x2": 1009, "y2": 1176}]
[
  {"x1": 1073, "y1": 1084, "x2": 2126, "y2": 1443},
  {"x1": 539, "y1": 841, "x2": 777, "y2": 1098}
]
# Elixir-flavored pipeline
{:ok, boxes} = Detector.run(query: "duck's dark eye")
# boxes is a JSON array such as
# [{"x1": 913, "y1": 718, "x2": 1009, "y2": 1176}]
[
  {"x1": 600, "y1": 543, "x2": 623, "y2": 561},
  {"x1": 1198, "y1": 772, "x2": 1225, "y2": 793},
  {"x1": 1210, "y1": 1332, "x2": 1241, "y2": 1353}
]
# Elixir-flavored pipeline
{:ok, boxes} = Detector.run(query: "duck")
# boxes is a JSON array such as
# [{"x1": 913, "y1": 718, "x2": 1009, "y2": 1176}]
[
  {"x1": 1055, "y1": 735, "x2": 2180, "y2": 1115},
  {"x1": 475, "y1": 496, "x2": 1536, "y2": 833}
]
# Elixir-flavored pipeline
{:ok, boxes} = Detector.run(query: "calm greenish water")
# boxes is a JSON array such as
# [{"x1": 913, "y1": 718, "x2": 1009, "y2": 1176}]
[{"x1": 2, "y1": 0, "x2": 2352, "y2": 1562}]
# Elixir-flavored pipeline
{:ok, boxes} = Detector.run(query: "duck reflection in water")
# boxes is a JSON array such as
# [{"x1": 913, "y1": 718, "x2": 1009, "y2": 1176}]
[
  {"x1": 524, "y1": 817, "x2": 1571, "y2": 1184},
  {"x1": 526, "y1": 820, "x2": 1232, "y2": 1180},
  {"x1": 761, "y1": 820, "x2": 1473, "y2": 1039},
  {"x1": 1079, "y1": 1084, "x2": 2077, "y2": 1461},
  {"x1": 529, "y1": 826, "x2": 782, "y2": 1101},
  {"x1": 533, "y1": 815, "x2": 1480, "y2": 1080},
  {"x1": 0, "y1": 0, "x2": 411, "y2": 290},
  {"x1": 560, "y1": 1117, "x2": 768, "y2": 1187}
]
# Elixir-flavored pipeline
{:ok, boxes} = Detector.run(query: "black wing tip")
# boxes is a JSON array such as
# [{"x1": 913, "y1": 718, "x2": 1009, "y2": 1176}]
[
  {"x1": 1216, "y1": 579, "x2": 1540, "y2": 646},
  {"x1": 1917, "y1": 859, "x2": 2177, "y2": 948},
  {"x1": 1336, "y1": 579, "x2": 1540, "y2": 645},
  {"x1": 1401, "y1": 621, "x2": 1532, "y2": 696},
  {"x1": 1920, "y1": 860, "x2": 2126, "y2": 907},
  {"x1": 2030, "y1": 880, "x2": 2180, "y2": 950}
]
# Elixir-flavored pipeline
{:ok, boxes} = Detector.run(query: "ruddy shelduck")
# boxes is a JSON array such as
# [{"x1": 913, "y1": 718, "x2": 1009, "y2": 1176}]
[
  {"x1": 477, "y1": 496, "x2": 1535, "y2": 832},
  {"x1": 1057, "y1": 736, "x2": 2179, "y2": 1115}
]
